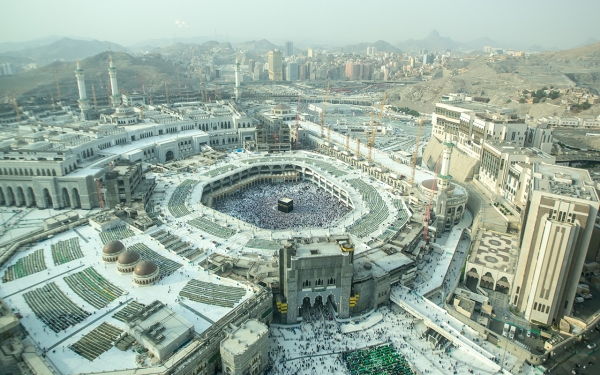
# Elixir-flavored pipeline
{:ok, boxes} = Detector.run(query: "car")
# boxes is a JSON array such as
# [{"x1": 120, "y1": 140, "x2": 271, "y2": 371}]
[
  {"x1": 587, "y1": 343, "x2": 597, "y2": 349},
  {"x1": 527, "y1": 330, "x2": 532, "y2": 338}
]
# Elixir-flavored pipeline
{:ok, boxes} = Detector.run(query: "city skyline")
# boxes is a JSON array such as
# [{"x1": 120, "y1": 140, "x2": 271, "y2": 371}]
[{"x1": 1, "y1": 0, "x2": 599, "y2": 50}]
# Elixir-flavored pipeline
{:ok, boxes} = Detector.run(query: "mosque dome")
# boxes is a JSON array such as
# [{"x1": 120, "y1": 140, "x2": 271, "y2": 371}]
[
  {"x1": 103, "y1": 240, "x2": 125, "y2": 254},
  {"x1": 117, "y1": 250, "x2": 140, "y2": 265},
  {"x1": 134, "y1": 260, "x2": 158, "y2": 277}
]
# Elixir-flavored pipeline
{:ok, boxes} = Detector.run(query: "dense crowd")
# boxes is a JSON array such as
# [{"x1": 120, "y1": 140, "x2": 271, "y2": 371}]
[
  {"x1": 213, "y1": 181, "x2": 350, "y2": 230},
  {"x1": 267, "y1": 303, "x2": 503, "y2": 375}
]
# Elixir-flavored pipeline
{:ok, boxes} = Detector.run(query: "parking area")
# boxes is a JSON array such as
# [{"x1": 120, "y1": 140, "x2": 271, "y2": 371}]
[
  {"x1": 572, "y1": 284, "x2": 600, "y2": 321},
  {"x1": 488, "y1": 319, "x2": 546, "y2": 355}
]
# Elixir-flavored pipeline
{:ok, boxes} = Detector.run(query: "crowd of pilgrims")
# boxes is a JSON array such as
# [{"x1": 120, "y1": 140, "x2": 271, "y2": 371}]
[
  {"x1": 267, "y1": 304, "x2": 495, "y2": 375},
  {"x1": 213, "y1": 181, "x2": 350, "y2": 230}
]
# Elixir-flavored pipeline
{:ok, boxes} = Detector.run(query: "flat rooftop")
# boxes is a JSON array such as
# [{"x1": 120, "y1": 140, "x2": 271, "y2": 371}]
[
  {"x1": 0, "y1": 224, "x2": 254, "y2": 374},
  {"x1": 533, "y1": 163, "x2": 598, "y2": 201},
  {"x1": 469, "y1": 229, "x2": 518, "y2": 273},
  {"x1": 220, "y1": 319, "x2": 267, "y2": 356},
  {"x1": 295, "y1": 240, "x2": 343, "y2": 258},
  {"x1": 353, "y1": 246, "x2": 413, "y2": 280}
]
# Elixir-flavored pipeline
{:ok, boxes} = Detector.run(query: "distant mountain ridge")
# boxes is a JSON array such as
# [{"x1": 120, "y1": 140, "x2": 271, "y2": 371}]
[
  {"x1": 334, "y1": 40, "x2": 402, "y2": 54},
  {"x1": 234, "y1": 39, "x2": 280, "y2": 52},
  {"x1": 0, "y1": 38, "x2": 128, "y2": 61}
]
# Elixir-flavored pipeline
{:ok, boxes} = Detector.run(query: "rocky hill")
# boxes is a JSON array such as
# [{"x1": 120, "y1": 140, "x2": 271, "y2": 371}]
[
  {"x1": 0, "y1": 51, "x2": 178, "y2": 100},
  {"x1": 0, "y1": 38, "x2": 128, "y2": 62},
  {"x1": 334, "y1": 40, "x2": 402, "y2": 54},
  {"x1": 234, "y1": 39, "x2": 279, "y2": 52},
  {"x1": 386, "y1": 43, "x2": 600, "y2": 117}
]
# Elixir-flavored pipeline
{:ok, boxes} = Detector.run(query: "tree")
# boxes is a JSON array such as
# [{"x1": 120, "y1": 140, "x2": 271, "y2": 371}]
[
  {"x1": 533, "y1": 97, "x2": 540, "y2": 103},
  {"x1": 519, "y1": 98, "x2": 526, "y2": 104},
  {"x1": 548, "y1": 90, "x2": 560, "y2": 100}
]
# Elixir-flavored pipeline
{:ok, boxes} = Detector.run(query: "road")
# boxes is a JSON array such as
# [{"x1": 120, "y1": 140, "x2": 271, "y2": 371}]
[{"x1": 551, "y1": 330, "x2": 600, "y2": 375}]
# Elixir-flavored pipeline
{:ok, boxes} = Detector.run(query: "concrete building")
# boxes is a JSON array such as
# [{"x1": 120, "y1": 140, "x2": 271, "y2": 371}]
[
  {"x1": 125, "y1": 301, "x2": 194, "y2": 360},
  {"x1": 268, "y1": 50, "x2": 283, "y2": 81},
  {"x1": 286, "y1": 61, "x2": 298, "y2": 81},
  {"x1": 278, "y1": 237, "x2": 354, "y2": 324},
  {"x1": 104, "y1": 162, "x2": 155, "y2": 209},
  {"x1": 465, "y1": 228, "x2": 519, "y2": 298},
  {"x1": 511, "y1": 164, "x2": 599, "y2": 326},
  {"x1": 478, "y1": 142, "x2": 555, "y2": 195},
  {"x1": 220, "y1": 319, "x2": 268, "y2": 375},
  {"x1": 285, "y1": 41, "x2": 294, "y2": 57}
]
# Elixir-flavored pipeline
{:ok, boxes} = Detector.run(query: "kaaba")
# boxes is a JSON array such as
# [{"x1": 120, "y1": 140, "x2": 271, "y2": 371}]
[{"x1": 278, "y1": 198, "x2": 294, "y2": 213}]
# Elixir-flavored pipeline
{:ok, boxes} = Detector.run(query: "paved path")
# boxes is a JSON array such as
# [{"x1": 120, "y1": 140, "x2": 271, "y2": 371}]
[
  {"x1": 4, "y1": 264, "x2": 85, "y2": 298},
  {"x1": 178, "y1": 301, "x2": 215, "y2": 324}
]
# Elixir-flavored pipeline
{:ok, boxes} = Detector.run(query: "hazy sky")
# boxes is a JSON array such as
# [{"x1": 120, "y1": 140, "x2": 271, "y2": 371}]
[{"x1": 1, "y1": 0, "x2": 599, "y2": 49}]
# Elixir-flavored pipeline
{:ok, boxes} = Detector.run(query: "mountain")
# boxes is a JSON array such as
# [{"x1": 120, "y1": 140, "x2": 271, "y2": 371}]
[
  {"x1": 234, "y1": 39, "x2": 279, "y2": 52},
  {"x1": 385, "y1": 41, "x2": 600, "y2": 117},
  {"x1": 335, "y1": 40, "x2": 402, "y2": 54},
  {"x1": 0, "y1": 35, "x2": 66, "y2": 54},
  {"x1": 462, "y1": 37, "x2": 500, "y2": 52},
  {"x1": 577, "y1": 37, "x2": 600, "y2": 48},
  {"x1": 0, "y1": 51, "x2": 178, "y2": 99},
  {"x1": 396, "y1": 30, "x2": 459, "y2": 53},
  {"x1": 0, "y1": 38, "x2": 128, "y2": 62},
  {"x1": 129, "y1": 35, "x2": 246, "y2": 50}
]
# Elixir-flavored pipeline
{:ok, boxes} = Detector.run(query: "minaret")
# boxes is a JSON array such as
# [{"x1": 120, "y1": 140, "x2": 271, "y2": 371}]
[
  {"x1": 436, "y1": 137, "x2": 454, "y2": 191},
  {"x1": 435, "y1": 136, "x2": 454, "y2": 232},
  {"x1": 75, "y1": 60, "x2": 91, "y2": 120},
  {"x1": 234, "y1": 57, "x2": 241, "y2": 102},
  {"x1": 108, "y1": 56, "x2": 121, "y2": 107}
]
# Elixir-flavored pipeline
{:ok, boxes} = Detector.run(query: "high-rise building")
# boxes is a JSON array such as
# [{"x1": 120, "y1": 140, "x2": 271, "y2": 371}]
[
  {"x1": 248, "y1": 59, "x2": 255, "y2": 74},
  {"x1": 422, "y1": 53, "x2": 434, "y2": 65},
  {"x1": 511, "y1": 164, "x2": 599, "y2": 326},
  {"x1": 285, "y1": 41, "x2": 294, "y2": 57},
  {"x1": 268, "y1": 50, "x2": 283, "y2": 81},
  {"x1": 0, "y1": 62, "x2": 16, "y2": 76},
  {"x1": 286, "y1": 62, "x2": 298, "y2": 81},
  {"x1": 307, "y1": 48, "x2": 314, "y2": 58},
  {"x1": 298, "y1": 64, "x2": 308, "y2": 80}
]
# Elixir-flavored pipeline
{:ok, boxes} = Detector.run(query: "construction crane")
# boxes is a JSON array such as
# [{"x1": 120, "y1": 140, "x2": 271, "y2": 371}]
[
  {"x1": 424, "y1": 155, "x2": 441, "y2": 244},
  {"x1": 320, "y1": 81, "x2": 330, "y2": 138},
  {"x1": 214, "y1": 74, "x2": 221, "y2": 101},
  {"x1": 176, "y1": 68, "x2": 182, "y2": 97},
  {"x1": 294, "y1": 96, "x2": 302, "y2": 150},
  {"x1": 409, "y1": 118, "x2": 424, "y2": 185},
  {"x1": 368, "y1": 94, "x2": 387, "y2": 162},
  {"x1": 165, "y1": 81, "x2": 170, "y2": 105},
  {"x1": 11, "y1": 97, "x2": 21, "y2": 124},
  {"x1": 54, "y1": 69, "x2": 61, "y2": 102},
  {"x1": 91, "y1": 84, "x2": 98, "y2": 109},
  {"x1": 196, "y1": 67, "x2": 207, "y2": 102}
]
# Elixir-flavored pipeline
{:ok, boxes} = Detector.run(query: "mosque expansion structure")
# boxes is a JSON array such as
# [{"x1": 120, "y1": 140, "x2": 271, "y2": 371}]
[{"x1": 0, "y1": 58, "x2": 571, "y2": 375}]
